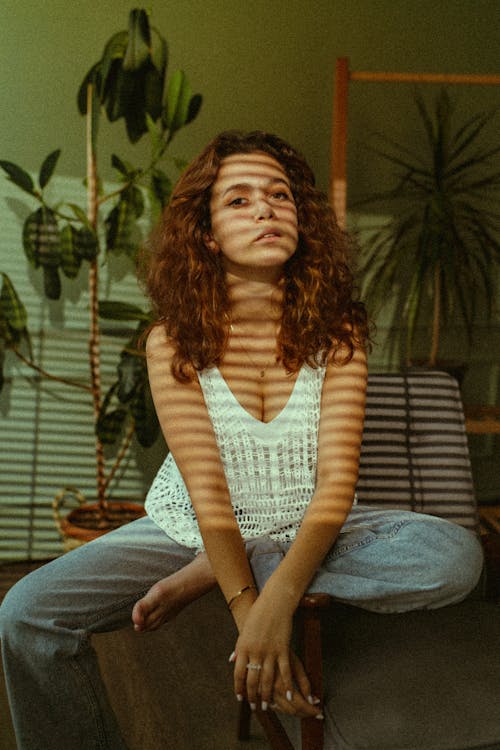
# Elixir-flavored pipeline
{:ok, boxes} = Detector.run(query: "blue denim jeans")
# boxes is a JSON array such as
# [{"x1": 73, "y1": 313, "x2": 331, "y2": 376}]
[{"x1": 0, "y1": 508, "x2": 483, "y2": 750}]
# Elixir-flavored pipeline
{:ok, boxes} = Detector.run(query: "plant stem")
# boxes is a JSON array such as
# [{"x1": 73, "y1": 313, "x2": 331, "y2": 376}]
[
  {"x1": 103, "y1": 420, "x2": 135, "y2": 493},
  {"x1": 429, "y1": 263, "x2": 441, "y2": 367},
  {"x1": 11, "y1": 347, "x2": 93, "y2": 392},
  {"x1": 97, "y1": 127, "x2": 171, "y2": 207},
  {"x1": 86, "y1": 84, "x2": 108, "y2": 514},
  {"x1": 97, "y1": 182, "x2": 133, "y2": 207}
]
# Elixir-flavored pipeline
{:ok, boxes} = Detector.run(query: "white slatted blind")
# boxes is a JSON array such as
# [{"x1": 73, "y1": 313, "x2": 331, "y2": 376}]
[{"x1": 0, "y1": 174, "x2": 166, "y2": 560}]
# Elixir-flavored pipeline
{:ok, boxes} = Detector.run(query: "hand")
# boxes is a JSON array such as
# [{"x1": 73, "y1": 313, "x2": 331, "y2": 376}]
[
  {"x1": 230, "y1": 647, "x2": 322, "y2": 718},
  {"x1": 230, "y1": 595, "x2": 323, "y2": 719},
  {"x1": 268, "y1": 651, "x2": 323, "y2": 719}
]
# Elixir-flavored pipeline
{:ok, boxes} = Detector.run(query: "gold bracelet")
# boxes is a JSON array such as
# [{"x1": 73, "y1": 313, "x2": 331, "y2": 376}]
[{"x1": 227, "y1": 585, "x2": 257, "y2": 611}]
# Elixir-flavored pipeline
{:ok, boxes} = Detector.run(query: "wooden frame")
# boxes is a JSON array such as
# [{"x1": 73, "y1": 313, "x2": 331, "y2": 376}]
[{"x1": 330, "y1": 57, "x2": 500, "y2": 228}]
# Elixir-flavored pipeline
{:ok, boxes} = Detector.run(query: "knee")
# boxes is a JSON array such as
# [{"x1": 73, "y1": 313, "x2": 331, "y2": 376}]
[
  {"x1": 0, "y1": 569, "x2": 51, "y2": 642},
  {"x1": 1, "y1": 576, "x2": 31, "y2": 635},
  {"x1": 419, "y1": 519, "x2": 484, "y2": 606}
]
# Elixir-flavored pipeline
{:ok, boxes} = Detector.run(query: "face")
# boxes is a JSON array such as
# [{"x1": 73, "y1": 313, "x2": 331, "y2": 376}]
[{"x1": 207, "y1": 152, "x2": 299, "y2": 280}]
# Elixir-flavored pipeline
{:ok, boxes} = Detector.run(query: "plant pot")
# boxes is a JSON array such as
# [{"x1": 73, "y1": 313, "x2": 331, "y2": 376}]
[{"x1": 53, "y1": 487, "x2": 146, "y2": 552}]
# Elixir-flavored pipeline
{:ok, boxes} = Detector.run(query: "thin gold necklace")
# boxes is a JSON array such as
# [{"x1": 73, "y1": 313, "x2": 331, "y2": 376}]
[{"x1": 230, "y1": 323, "x2": 277, "y2": 378}]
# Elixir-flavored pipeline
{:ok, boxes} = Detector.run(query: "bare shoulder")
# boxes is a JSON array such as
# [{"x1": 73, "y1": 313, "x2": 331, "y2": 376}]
[
  {"x1": 145, "y1": 324, "x2": 180, "y2": 395},
  {"x1": 146, "y1": 324, "x2": 199, "y2": 401},
  {"x1": 325, "y1": 341, "x2": 368, "y2": 382},
  {"x1": 146, "y1": 323, "x2": 173, "y2": 358}
]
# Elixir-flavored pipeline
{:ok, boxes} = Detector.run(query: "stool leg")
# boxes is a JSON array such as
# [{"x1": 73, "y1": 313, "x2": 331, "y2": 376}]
[
  {"x1": 300, "y1": 604, "x2": 326, "y2": 750},
  {"x1": 238, "y1": 699, "x2": 252, "y2": 740},
  {"x1": 256, "y1": 708, "x2": 295, "y2": 750}
]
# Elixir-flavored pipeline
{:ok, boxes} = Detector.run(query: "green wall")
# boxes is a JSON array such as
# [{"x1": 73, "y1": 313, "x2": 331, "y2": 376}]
[
  {"x1": 1, "y1": 0, "x2": 499, "y2": 192},
  {"x1": 0, "y1": 0, "x2": 498, "y2": 527}
]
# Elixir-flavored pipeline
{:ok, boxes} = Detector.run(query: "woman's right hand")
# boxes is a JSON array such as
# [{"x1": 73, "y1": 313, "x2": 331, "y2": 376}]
[{"x1": 268, "y1": 650, "x2": 324, "y2": 719}]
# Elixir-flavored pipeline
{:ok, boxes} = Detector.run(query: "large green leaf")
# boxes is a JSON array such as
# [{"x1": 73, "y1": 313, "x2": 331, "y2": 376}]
[
  {"x1": 96, "y1": 382, "x2": 129, "y2": 444},
  {"x1": 42, "y1": 267, "x2": 61, "y2": 301},
  {"x1": 123, "y1": 8, "x2": 151, "y2": 71},
  {"x1": 0, "y1": 273, "x2": 28, "y2": 332},
  {"x1": 116, "y1": 348, "x2": 144, "y2": 403},
  {"x1": 0, "y1": 160, "x2": 35, "y2": 196},
  {"x1": 99, "y1": 30, "x2": 128, "y2": 96},
  {"x1": 104, "y1": 63, "x2": 130, "y2": 123},
  {"x1": 111, "y1": 153, "x2": 135, "y2": 178},
  {"x1": 22, "y1": 206, "x2": 61, "y2": 271},
  {"x1": 186, "y1": 93, "x2": 203, "y2": 126},
  {"x1": 122, "y1": 64, "x2": 164, "y2": 142},
  {"x1": 66, "y1": 202, "x2": 92, "y2": 229},
  {"x1": 39, "y1": 149, "x2": 61, "y2": 189},
  {"x1": 150, "y1": 168, "x2": 172, "y2": 209},
  {"x1": 105, "y1": 201, "x2": 134, "y2": 255},
  {"x1": 150, "y1": 28, "x2": 168, "y2": 76},
  {"x1": 163, "y1": 70, "x2": 193, "y2": 136},
  {"x1": 74, "y1": 226, "x2": 99, "y2": 261},
  {"x1": 143, "y1": 64, "x2": 165, "y2": 122},
  {"x1": 104, "y1": 186, "x2": 143, "y2": 256},
  {"x1": 99, "y1": 300, "x2": 150, "y2": 321},
  {"x1": 77, "y1": 62, "x2": 101, "y2": 114},
  {"x1": 59, "y1": 225, "x2": 82, "y2": 279},
  {"x1": 131, "y1": 381, "x2": 160, "y2": 447}
]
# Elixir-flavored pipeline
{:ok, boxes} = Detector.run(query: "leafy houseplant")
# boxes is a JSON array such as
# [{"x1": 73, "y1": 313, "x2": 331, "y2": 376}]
[
  {"x1": 355, "y1": 89, "x2": 500, "y2": 368},
  {"x1": 0, "y1": 8, "x2": 202, "y2": 546}
]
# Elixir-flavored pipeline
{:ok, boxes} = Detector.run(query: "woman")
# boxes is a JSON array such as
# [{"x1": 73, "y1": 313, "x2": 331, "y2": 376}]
[{"x1": 0, "y1": 131, "x2": 483, "y2": 749}]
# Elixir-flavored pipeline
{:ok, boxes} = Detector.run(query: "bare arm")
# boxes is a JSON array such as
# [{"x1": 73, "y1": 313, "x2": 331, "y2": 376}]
[
  {"x1": 262, "y1": 344, "x2": 367, "y2": 604},
  {"x1": 146, "y1": 326, "x2": 258, "y2": 626},
  {"x1": 148, "y1": 326, "x2": 366, "y2": 716},
  {"x1": 232, "y1": 344, "x2": 368, "y2": 711}
]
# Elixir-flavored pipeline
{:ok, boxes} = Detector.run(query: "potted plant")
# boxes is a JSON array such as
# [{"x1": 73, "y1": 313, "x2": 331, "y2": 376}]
[
  {"x1": 0, "y1": 8, "x2": 202, "y2": 549},
  {"x1": 353, "y1": 89, "x2": 500, "y2": 372}
]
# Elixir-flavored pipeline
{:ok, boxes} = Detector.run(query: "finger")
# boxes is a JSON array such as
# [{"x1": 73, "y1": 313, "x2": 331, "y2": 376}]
[
  {"x1": 258, "y1": 658, "x2": 276, "y2": 710},
  {"x1": 277, "y1": 654, "x2": 294, "y2": 703},
  {"x1": 245, "y1": 660, "x2": 263, "y2": 709},
  {"x1": 269, "y1": 696, "x2": 296, "y2": 715},
  {"x1": 269, "y1": 690, "x2": 322, "y2": 718},
  {"x1": 291, "y1": 653, "x2": 314, "y2": 704},
  {"x1": 233, "y1": 650, "x2": 248, "y2": 702}
]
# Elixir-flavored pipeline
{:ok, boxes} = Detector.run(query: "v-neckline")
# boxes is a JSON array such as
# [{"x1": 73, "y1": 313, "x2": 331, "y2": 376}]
[{"x1": 212, "y1": 364, "x2": 306, "y2": 426}]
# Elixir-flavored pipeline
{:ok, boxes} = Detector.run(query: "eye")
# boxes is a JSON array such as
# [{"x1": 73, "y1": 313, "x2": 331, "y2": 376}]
[
  {"x1": 228, "y1": 196, "x2": 247, "y2": 207},
  {"x1": 271, "y1": 190, "x2": 292, "y2": 201}
]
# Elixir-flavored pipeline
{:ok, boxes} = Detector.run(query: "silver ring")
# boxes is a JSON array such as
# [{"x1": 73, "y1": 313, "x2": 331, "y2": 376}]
[{"x1": 246, "y1": 663, "x2": 262, "y2": 671}]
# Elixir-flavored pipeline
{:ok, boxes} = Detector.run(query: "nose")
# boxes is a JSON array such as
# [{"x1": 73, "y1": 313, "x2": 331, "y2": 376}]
[{"x1": 254, "y1": 197, "x2": 275, "y2": 221}]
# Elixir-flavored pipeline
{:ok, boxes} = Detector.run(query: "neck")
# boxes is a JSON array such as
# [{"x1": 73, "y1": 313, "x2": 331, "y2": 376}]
[{"x1": 226, "y1": 272, "x2": 283, "y2": 323}]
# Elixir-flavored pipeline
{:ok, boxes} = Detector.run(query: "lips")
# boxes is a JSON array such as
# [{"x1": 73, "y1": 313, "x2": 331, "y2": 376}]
[{"x1": 255, "y1": 230, "x2": 281, "y2": 241}]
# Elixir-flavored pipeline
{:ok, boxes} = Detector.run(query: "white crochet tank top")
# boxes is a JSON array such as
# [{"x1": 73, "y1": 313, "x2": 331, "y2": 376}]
[{"x1": 145, "y1": 363, "x2": 326, "y2": 550}]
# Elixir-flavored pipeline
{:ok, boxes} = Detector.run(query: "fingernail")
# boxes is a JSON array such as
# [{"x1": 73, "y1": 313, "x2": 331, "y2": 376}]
[
  {"x1": 250, "y1": 702, "x2": 257, "y2": 711},
  {"x1": 309, "y1": 695, "x2": 321, "y2": 705},
  {"x1": 236, "y1": 693, "x2": 244, "y2": 702},
  {"x1": 261, "y1": 701, "x2": 268, "y2": 711},
  {"x1": 286, "y1": 690, "x2": 293, "y2": 702},
  {"x1": 315, "y1": 713, "x2": 325, "y2": 720},
  {"x1": 228, "y1": 651, "x2": 236, "y2": 663}
]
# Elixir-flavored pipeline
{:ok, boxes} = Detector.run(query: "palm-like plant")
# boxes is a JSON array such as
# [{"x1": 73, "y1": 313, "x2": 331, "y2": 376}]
[
  {"x1": 355, "y1": 89, "x2": 500, "y2": 366},
  {"x1": 0, "y1": 8, "x2": 202, "y2": 530}
]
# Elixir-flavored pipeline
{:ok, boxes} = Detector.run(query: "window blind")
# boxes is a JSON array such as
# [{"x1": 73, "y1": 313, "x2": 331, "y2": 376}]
[{"x1": 0, "y1": 174, "x2": 165, "y2": 561}]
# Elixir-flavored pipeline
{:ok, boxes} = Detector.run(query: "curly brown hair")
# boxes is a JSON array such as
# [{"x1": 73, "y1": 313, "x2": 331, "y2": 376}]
[{"x1": 142, "y1": 130, "x2": 369, "y2": 381}]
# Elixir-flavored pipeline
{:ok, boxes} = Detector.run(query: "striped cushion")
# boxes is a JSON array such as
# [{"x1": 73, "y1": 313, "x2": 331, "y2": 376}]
[{"x1": 357, "y1": 371, "x2": 478, "y2": 531}]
